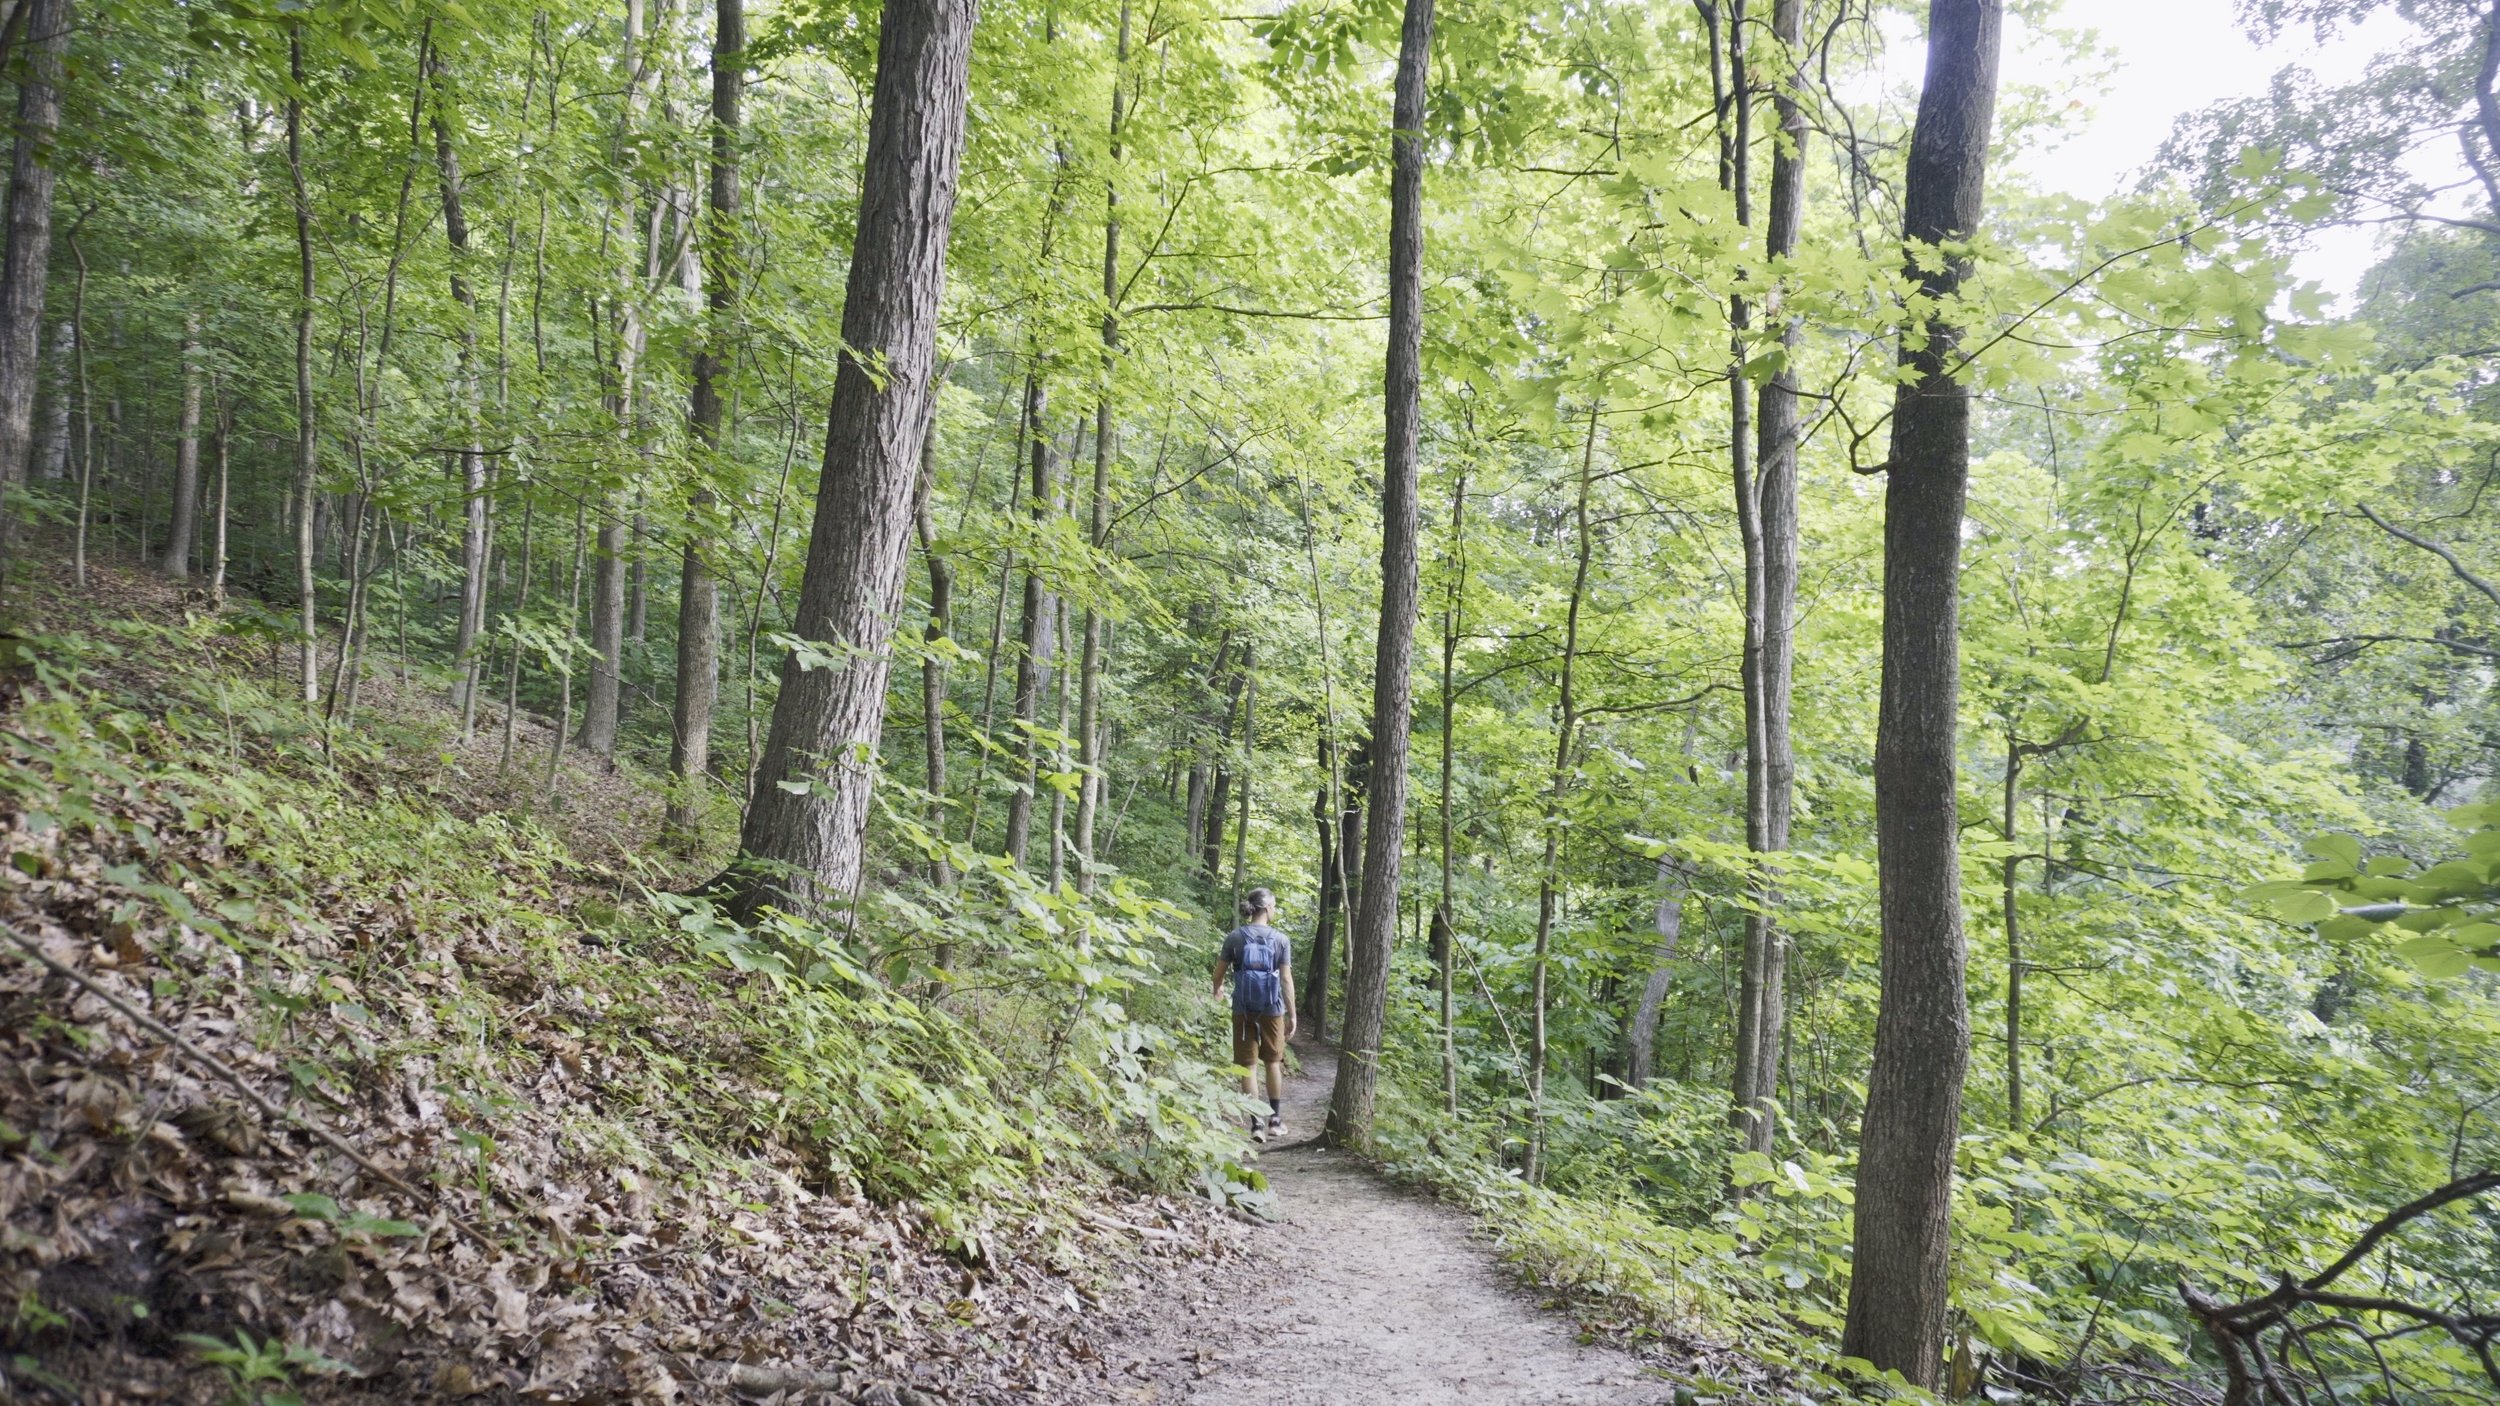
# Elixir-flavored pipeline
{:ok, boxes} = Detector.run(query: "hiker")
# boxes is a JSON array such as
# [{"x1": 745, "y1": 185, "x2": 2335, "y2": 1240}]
[{"x1": 1212, "y1": 886, "x2": 1298, "y2": 1142}]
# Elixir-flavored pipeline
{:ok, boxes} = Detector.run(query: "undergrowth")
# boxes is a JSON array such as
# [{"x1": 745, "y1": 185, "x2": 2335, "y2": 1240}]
[{"x1": 0, "y1": 589, "x2": 1256, "y2": 1401}]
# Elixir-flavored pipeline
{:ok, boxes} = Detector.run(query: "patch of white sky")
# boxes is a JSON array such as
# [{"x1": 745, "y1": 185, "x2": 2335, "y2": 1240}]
[{"x1": 1867, "y1": 0, "x2": 2450, "y2": 310}]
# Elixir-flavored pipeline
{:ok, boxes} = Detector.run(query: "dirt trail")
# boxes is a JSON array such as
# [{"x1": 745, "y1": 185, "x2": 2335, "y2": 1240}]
[{"x1": 1109, "y1": 1042, "x2": 1675, "y2": 1406}]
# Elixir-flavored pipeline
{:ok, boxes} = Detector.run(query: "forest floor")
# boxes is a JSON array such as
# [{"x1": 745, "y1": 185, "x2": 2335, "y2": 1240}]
[
  {"x1": 0, "y1": 548, "x2": 1716, "y2": 1405},
  {"x1": 1102, "y1": 1045, "x2": 1679, "y2": 1406}
]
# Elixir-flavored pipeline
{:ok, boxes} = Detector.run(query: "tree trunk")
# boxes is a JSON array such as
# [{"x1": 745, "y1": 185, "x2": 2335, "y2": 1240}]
[
  {"x1": 723, "y1": 0, "x2": 978, "y2": 919},
  {"x1": 1627, "y1": 856, "x2": 1692, "y2": 1090},
  {"x1": 2002, "y1": 730, "x2": 2023, "y2": 1129},
  {"x1": 1075, "y1": 5, "x2": 1127, "y2": 893},
  {"x1": 1438, "y1": 470, "x2": 1466, "y2": 1115},
  {"x1": 288, "y1": 25, "x2": 321, "y2": 705},
  {"x1": 1840, "y1": 0, "x2": 2003, "y2": 1388},
  {"x1": 210, "y1": 391, "x2": 230, "y2": 604},
  {"x1": 1527, "y1": 400, "x2": 1598, "y2": 1185},
  {"x1": 1202, "y1": 654, "x2": 1245, "y2": 881},
  {"x1": 1004, "y1": 374, "x2": 1058, "y2": 868},
  {"x1": 1734, "y1": 0, "x2": 1809, "y2": 1157},
  {"x1": 670, "y1": 0, "x2": 741, "y2": 841},
  {"x1": 584, "y1": 0, "x2": 651, "y2": 758},
  {"x1": 1228, "y1": 645, "x2": 1255, "y2": 914},
  {"x1": 1309, "y1": 743, "x2": 1339, "y2": 1041},
  {"x1": 1326, "y1": 0, "x2": 1434, "y2": 1150},
  {"x1": 582, "y1": 521, "x2": 628, "y2": 755},
  {"x1": 160, "y1": 315, "x2": 203, "y2": 578},
  {"x1": 548, "y1": 497, "x2": 588, "y2": 786},
  {"x1": 433, "y1": 53, "x2": 492, "y2": 727},
  {"x1": 0, "y1": 0, "x2": 65, "y2": 585},
  {"x1": 961, "y1": 392, "x2": 1027, "y2": 849},
  {"x1": 67, "y1": 235, "x2": 86, "y2": 586},
  {"x1": 39, "y1": 316, "x2": 68, "y2": 480},
  {"x1": 913, "y1": 418, "x2": 955, "y2": 887}
]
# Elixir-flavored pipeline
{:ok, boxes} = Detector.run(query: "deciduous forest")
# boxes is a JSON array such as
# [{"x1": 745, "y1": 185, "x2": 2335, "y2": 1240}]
[{"x1": 5, "y1": 0, "x2": 2500, "y2": 1401}]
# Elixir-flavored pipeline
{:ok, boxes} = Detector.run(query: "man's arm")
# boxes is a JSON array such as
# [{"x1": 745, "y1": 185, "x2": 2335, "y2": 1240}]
[
  {"x1": 1211, "y1": 956, "x2": 1230, "y2": 999},
  {"x1": 1283, "y1": 968, "x2": 1298, "y2": 1035}
]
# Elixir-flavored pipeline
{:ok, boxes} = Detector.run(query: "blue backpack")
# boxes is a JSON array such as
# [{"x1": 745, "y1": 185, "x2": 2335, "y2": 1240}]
[{"x1": 1234, "y1": 927, "x2": 1285, "y2": 1015}]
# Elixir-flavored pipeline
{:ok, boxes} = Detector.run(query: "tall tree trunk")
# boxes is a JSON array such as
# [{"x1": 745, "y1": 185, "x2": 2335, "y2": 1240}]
[
  {"x1": 585, "y1": 0, "x2": 652, "y2": 758},
  {"x1": 913, "y1": 419, "x2": 955, "y2": 887},
  {"x1": 1004, "y1": 374, "x2": 1057, "y2": 868},
  {"x1": 67, "y1": 233, "x2": 87, "y2": 586},
  {"x1": 1074, "y1": 2, "x2": 1128, "y2": 894},
  {"x1": 288, "y1": 25, "x2": 321, "y2": 705},
  {"x1": 1202, "y1": 654, "x2": 1244, "y2": 881},
  {"x1": 0, "y1": 0, "x2": 65, "y2": 587},
  {"x1": 1840, "y1": 0, "x2": 2004, "y2": 1388},
  {"x1": 548, "y1": 497, "x2": 588, "y2": 786},
  {"x1": 1627, "y1": 856, "x2": 1692, "y2": 1090},
  {"x1": 433, "y1": 52, "x2": 492, "y2": 727},
  {"x1": 1734, "y1": 0, "x2": 1809, "y2": 1157},
  {"x1": 2002, "y1": 729, "x2": 2023, "y2": 1129},
  {"x1": 160, "y1": 314, "x2": 203, "y2": 578},
  {"x1": 960, "y1": 387, "x2": 1026, "y2": 847},
  {"x1": 1326, "y1": 0, "x2": 1434, "y2": 1150},
  {"x1": 1309, "y1": 741, "x2": 1339, "y2": 1041},
  {"x1": 39, "y1": 316, "x2": 68, "y2": 480},
  {"x1": 1228, "y1": 644, "x2": 1255, "y2": 914},
  {"x1": 1438, "y1": 470, "x2": 1466, "y2": 1115},
  {"x1": 210, "y1": 391, "x2": 230, "y2": 604},
  {"x1": 1527, "y1": 401, "x2": 1598, "y2": 1184},
  {"x1": 723, "y1": 0, "x2": 978, "y2": 918},
  {"x1": 671, "y1": 0, "x2": 741, "y2": 840}
]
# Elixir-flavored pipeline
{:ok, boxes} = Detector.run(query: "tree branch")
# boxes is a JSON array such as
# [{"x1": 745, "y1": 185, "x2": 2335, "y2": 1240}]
[{"x1": 2356, "y1": 503, "x2": 2500, "y2": 614}]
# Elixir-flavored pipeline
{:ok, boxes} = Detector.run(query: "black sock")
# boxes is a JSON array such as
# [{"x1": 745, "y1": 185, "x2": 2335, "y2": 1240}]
[{"x1": 1269, "y1": 1099, "x2": 1281, "y2": 1116}]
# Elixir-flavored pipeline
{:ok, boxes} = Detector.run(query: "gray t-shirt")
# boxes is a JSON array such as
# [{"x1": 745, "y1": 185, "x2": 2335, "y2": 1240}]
[{"x1": 1222, "y1": 924, "x2": 1292, "y2": 1015}]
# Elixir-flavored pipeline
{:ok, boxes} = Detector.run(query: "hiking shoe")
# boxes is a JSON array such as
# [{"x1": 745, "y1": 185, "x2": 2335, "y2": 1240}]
[
  {"x1": 1250, "y1": 1118, "x2": 1267, "y2": 1144},
  {"x1": 1267, "y1": 1114, "x2": 1287, "y2": 1140}
]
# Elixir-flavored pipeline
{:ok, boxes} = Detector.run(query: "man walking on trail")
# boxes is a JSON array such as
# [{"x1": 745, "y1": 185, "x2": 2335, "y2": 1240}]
[{"x1": 1213, "y1": 887, "x2": 1297, "y2": 1142}]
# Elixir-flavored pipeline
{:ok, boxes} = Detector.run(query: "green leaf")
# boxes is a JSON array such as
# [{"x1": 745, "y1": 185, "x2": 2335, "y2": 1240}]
[{"x1": 2303, "y1": 833, "x2": 2363, "y2": 868}]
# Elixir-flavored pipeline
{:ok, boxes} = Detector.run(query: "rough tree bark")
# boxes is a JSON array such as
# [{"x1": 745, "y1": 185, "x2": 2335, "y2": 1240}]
[
  {"x1": 1839, "y1": 0, "x2": 2004, "y2": 1388},
  {"x1": 160, "y1": 314, "x2": 202, "y2": 578},
  {"x1": 0, "y1": 0, "x2": 66, "y2": 587},
  {"x1": 722, "y1": 0, "x2": 978, "y2": 919},
  {"x1": 670, "y1": 0, "x2": 740, "y2": 840},
  {"x1": 1326, "y1": 0, "x2": 1434, "y2": 1150}
]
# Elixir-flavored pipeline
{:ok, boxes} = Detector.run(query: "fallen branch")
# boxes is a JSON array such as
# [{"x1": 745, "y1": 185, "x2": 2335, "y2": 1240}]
[{"x1": 0, "y1": 915, "x2": 497, "y2": 1250}]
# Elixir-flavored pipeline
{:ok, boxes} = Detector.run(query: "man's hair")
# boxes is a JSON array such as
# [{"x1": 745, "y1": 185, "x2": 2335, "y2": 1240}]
[{"x1": 1239, "y1": 887, "x2": 1275, "y2": 920}]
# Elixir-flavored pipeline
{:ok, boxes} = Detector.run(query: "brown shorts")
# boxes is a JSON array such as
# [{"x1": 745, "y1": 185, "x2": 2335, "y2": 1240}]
[{"x1": 1231, "y1": 1012, "x2": 1287, "y2": 1066}]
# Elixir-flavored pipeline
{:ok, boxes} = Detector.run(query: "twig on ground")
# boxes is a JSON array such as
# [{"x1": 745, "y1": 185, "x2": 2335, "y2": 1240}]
[{"x1": 0, "y1": 914, "x2": 499, "y2": 1250}]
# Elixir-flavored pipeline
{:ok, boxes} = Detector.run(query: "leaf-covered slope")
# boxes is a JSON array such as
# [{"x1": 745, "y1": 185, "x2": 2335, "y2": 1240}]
[{"x1": 0, "y1": 563, "x2": 1243, "y2": 1405}]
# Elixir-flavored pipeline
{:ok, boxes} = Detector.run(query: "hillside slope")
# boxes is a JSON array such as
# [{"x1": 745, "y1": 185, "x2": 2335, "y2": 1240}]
[{"x1": 0, "y1": 561, "x2": 1251, "y2": 1405}]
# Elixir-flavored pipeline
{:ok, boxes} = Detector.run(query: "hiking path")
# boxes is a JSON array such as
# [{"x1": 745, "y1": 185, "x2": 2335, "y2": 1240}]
[{"x1": 1095, "y1": 1041, "x2": 1678, "y2": 1406}]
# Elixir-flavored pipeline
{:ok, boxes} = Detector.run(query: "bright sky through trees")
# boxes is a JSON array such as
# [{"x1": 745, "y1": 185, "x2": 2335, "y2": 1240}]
[{"x1": 1997, "y1": 1, "x2": 2434, "y2": 300}]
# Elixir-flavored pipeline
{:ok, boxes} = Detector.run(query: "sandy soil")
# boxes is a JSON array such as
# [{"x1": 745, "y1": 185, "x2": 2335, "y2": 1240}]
[{"x1": 1101, "y1": 1042, "x2": 1678, "y2": 1406}]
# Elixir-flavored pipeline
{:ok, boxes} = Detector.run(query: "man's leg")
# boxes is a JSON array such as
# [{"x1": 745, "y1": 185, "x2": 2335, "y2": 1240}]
[{"x1": 1263, "y1": 1036, "x2": 1286, "y2": 1134}]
